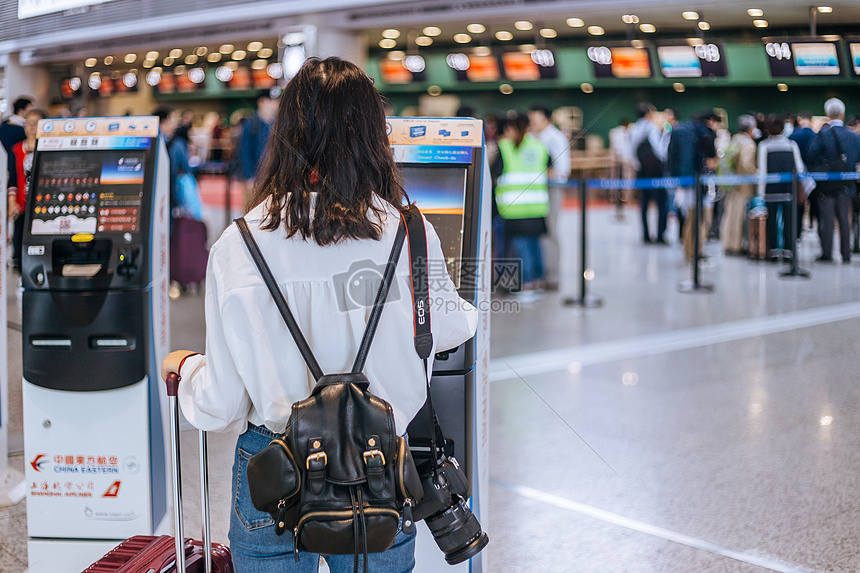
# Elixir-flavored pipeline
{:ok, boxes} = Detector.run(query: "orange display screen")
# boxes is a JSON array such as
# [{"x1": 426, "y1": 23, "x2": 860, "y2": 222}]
[
  {"x1": 501, "y1": 52, "x2": 541, "y2": 81},
  {"x1": 610, "y1": 48, "x2": 652, "y2": 78},
  {"x1": 379, "y1": 60, "x2": 413, "y2": 84},
  {"x1": 465, "y1": 56, "x2": 500, "y2": 82}
]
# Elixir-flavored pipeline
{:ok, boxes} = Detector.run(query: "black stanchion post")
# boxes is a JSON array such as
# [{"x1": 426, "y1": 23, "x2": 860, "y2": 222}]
[
  {"x1": 679, "y1": 174, "x2": 715, "y2": 293},
  {"x1": 224, "y1": 163, "x2": 233, "y2": 231},
  {"x1": 563, "y1": 174, "x2": 603, "y2": 308},
  {"x1": 779, "y1": 170, "x2": 810, "y2": 279}
]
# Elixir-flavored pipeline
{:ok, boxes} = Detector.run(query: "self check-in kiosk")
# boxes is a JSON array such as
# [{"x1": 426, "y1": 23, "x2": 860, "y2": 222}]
[
  {"x1": 388, "y1": 117, "x2": 491, "y2": 573},
  {"x1": 21, "y1": 117, "x2": 170, "y2": 572}
]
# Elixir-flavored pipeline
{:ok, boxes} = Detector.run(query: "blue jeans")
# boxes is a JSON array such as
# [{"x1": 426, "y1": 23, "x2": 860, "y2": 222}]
[
  {"x1": 229, "y1": 424, "x2": 417, "y2": 573},
  {"x1": 510, "y1": 236, "x2": 544, "y2": 285}
]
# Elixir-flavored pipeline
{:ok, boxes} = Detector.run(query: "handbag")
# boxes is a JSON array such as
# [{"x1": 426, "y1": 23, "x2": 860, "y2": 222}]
[{"x1": 235, "y1": 209, "x2": 424, "y2": 573}]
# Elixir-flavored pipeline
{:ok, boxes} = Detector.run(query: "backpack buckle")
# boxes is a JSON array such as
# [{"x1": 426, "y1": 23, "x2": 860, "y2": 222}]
[
  {"x1": 362, "y1": 449, "x2": 385, "y2": 466},
  {"x1": 306, "y1": 451, "x2": 328, "y2": 469}
]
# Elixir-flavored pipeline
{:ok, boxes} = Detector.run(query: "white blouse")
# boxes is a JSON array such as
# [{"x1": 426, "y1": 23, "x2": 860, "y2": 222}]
[{"x1": 177, "y1": 198, "x2": 478, "y2": 435}]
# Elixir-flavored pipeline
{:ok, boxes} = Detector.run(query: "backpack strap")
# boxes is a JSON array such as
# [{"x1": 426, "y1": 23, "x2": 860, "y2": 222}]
[
  {"x1": 350, "y1": 218, "x2": 408, "y2": 372},
  {"x1": 235, "y1": 217, "x2": 325, "y2": 381}
]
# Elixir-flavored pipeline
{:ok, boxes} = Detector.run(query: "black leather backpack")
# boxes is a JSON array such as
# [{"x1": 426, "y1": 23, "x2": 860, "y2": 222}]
[{"x1": 236, "y1": 208, "x2": 425, "y2": 573}]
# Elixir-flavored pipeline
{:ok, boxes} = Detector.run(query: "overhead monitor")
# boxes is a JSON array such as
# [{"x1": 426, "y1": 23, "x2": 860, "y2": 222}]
[
  {"x1": 379, "y1": 58, "x2": 427, "y2": 84},
  {"x1": 846, "y1": 37, "x2": 860, "y2": 77},
  {"x1": 657, "y1": 42, "x2": 728, "y2": 78},
  {"x1": 400, "y1": 165, "x2": 467, "y2": 286},
  {"x1": 500, "y1": 50, "x2": 559, "y2": 80},
  {"x1": 447, "y1": 54, "x2": 502, "y2": 82},
  {"x1": 31, "y1": 145, "x2": 149, "y2": 235},
  {"x1": 763, "y1": 37, "x2": 842, "y2": 77},
  {"x1": 588, "y1": 45, "x2": 652, "y2": 79}
]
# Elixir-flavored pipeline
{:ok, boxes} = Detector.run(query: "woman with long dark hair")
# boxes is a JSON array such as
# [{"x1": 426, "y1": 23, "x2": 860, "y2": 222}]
[{"x1": 161, "y1": 57, "x2": 477, "y2": 572}]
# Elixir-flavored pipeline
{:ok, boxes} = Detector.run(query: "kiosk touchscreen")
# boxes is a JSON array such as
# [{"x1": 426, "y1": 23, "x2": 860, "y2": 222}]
[
  {"x1": 389, "y1": 117, "x2": 491, "y2": 573},
  {"x1": 21, "y1": 117, "x2": 170, "y2": 572}
]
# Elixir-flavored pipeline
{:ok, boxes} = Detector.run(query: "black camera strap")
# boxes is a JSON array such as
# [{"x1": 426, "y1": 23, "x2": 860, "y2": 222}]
[
  {"x1": 235, "y1": 216, "x2": 406, "y2": 382},
  {"x1": 400, "y1": 206, "x2": 447, "y2": 464}
]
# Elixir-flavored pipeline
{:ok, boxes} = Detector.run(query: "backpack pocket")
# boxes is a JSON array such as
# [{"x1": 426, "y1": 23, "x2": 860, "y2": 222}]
[
  {"x1": 296, "y1": 505, "x2": 400, "y2": 555},
  {"x1": 394, "y1": 436, "x2": 424, "y2": 505},
  {"x1": 246, "y1": 436, "x2": 302, "y2": 527}
]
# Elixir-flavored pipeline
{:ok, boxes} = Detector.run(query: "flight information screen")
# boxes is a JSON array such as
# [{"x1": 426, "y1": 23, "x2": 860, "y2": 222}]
[
  {"x1": 401, "y1": 165, "x2": 468, "y2": 287},
  {"x1": 31, "y1": 150, "x2": 147, "y2": 235}
]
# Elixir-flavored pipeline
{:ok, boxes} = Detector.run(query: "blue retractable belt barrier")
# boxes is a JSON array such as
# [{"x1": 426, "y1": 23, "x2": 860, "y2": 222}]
[{"x1": 570, "y1": 171, "x2": 860, "y2": 191}]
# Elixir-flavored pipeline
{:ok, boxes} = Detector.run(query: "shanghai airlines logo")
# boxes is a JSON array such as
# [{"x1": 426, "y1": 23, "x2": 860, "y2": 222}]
[{"x1": 30, "y1": 454, "x2": 49, "y2": 472}]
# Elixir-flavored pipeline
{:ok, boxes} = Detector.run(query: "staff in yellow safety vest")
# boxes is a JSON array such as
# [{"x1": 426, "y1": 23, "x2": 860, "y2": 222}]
[{"x1": 491, "y1": 113, "x2": 551, "y2": 295}]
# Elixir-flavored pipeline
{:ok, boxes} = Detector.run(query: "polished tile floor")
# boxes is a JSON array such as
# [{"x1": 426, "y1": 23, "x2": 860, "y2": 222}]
[{"x1": 3, "y1": 202, "x2": 860, "y2": 572}]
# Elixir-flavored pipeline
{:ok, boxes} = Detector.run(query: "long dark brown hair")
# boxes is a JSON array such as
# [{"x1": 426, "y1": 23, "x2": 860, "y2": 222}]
[{"x1": 248, "y1": 57, "x2": 408, "y2": 245}]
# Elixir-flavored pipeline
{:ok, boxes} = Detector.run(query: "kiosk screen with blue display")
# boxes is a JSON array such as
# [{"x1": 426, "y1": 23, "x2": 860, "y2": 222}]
[
  {"x1": 31, "y1": 150, "x2": 147, "y2": 235},
  {"x1": 401, "y1": 166, "x2": 468, "y2": 287}
]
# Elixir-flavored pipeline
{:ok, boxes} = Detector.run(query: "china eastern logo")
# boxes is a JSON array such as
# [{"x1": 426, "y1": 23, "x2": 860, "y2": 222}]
[{"x1": 30, "y1": 454, "x2": 49, "y2": 472}]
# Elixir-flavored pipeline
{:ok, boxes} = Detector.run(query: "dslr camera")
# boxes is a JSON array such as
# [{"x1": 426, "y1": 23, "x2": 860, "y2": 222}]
[{"x1": 411, "y1": 453, "x2": 489, "y2": 564}]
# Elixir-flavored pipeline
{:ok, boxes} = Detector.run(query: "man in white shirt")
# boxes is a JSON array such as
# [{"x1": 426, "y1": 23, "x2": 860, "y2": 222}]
[
  {"x1": 628, "y1": 103, "x2": 668, "y2": 244},
  {"x1": 529, "y1": 105, "x2": 570, "y2": 290}
]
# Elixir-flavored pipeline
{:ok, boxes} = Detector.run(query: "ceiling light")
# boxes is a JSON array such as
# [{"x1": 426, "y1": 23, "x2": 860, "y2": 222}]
[
  {"x1": 145, "y1": 51, "x2": 159, "y2": 60},
  {"x1": 215, "y1": 66, "x2": 233, "y2": 82},
  {"x1": 258, "y1": 48, "x2": 273, "y2": 58},
  {"x1": 232, "y1": 50, "x2": 247, "y2": 60},
  {"x1": 622, "y1": 15, "x2": 639, "y2": 24},
  {"x1": 382, "y1": 29, "x2": 401, "y2": 39},
  {"x1": 207, "y1": 52, "x2": 222, "y2": 63},
  {"x1": 640, "y1": 23, "x2": 656, "y2": 33},
  {"x1": 467, "y1": 23, "x2": 486, "y2": 34},
  {"x1": 169, "y1": 48, "x2": 182, "y2": 58},
  {"x1": 379, "y1": 39, "x2": 397, "y2": 49},
  {"x1": 267, "y1": 63, "x2": 283, "y2": 79},
  {"x1": 698, "y1": 21, "x2": 710, "y2": 30},
  {"x1": 219, "y1": 44, "x2": 234, "y2": 54},
  {"x1": 580, "y1": 82, "x2": 594, "y2": 93},
  {"x1": 673, "y1": 82, "x2": 685, "y2": 92},
  {"x1": 540, "y1": 28, "x2": 557, "y2": 38},
  {"x1": 454, "y1": 33, "x2": 472, "y2": 43},
  {"x1": 85, "y1": 58, "x2": 97, "y2": 67},
  {"x1": 747, "y1": 8, "x2": 763, "y2": 17},
  {"x1": 566, "y1": 18, "x2": 584, "y2": 28},
  {"x1": 514, "y1": 21, "x2": 533, "y2": 31},
  {"x1": 195, "y1": 46, "x2": 208, "y2": 56},
  {"x1": 588, "y1": 26, "x2": 605, "y2": 36},
  {"x1": 427, "y1": 85, "x2": 443, "y2": 96},
  {"x1": 682, "y1": 11, "x2": 699, "y2": 20},
  {"x1": 251, "y1": 59, "x2": 267, "y2": 70},
  {"x1": 473, "y1": 46, "x2": 491, "y2": 56},
  {"x1": 184, "y1": 55, "x2": 198, "y2": 64},
  {"x1": 495, "y1": 30, "x2": 513, "y2": 41},
  {"x1": 173, "y1": 65, "x2": 186, "y2": 74},
  {"x1": 519, "y1": 44, "x2": 537, "y2": 52},
  {"x1": 753, "y1": 19, "x2": 768, "y2": 27},
  {"x1": 423, "y1": 26, "x2": 442, "y2": 37},
  {"x1": 416, "y1": 36, "x2": 433, "y2": 46},
  {"x1": 225, "y1": 61, "x2": 239, "y2": 71},
  {"x1": 163, "y1": 56, "x2": 174, "y2": 66},
  {"x1": 817, "y1": 6, "x2": 833, "y2": 13},
  {"x1": 103, "y1": 55, "x2": 114, "y2": 65},
  {"x1": 142, "y1": 59, "x2": 155, "y2": 68},
  {"x1": 499, "y1": 84, "x2": 514, "y2": 94},
  {"x1": 247, "y1": 41, "x2": 263, "y2": 52},
  {"x1": 388, "y1": 51, "x2": 406, "y2": 60},
  {"x1": 777, "y1": 83, "x2": 788, "y2": 91}
]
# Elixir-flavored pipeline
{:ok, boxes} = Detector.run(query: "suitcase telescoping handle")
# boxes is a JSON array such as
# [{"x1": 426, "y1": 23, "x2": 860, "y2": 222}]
[{"x1": 165, "y1": 372, "x2": 214, "y2": 573}]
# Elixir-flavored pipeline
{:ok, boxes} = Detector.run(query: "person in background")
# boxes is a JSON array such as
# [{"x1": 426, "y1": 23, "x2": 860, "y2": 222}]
[
  {"x1": 789, "y1": 111, "x2": 817, "y2": 232},
  {"x1": 491, "y1": 113, "x2": 550, "y2": 299},
  {"x1": 629, "y1": 102, "x2": 668, "y2": 244},
  {"x1": 609, "y1": 116, "x2": 633, "y2": 221},
  {"x1": 721, "y1": 115, "x2": 758, "y2": 255},
  {"x1": 1, "y1": 97, "x2": 33, "y2": 223},
  {"x1": 153, "y1": 107, "x2": 191, "y2": 214},
  {"x1": 660, "y1": 109, "x2": 683, "y2": 236},
  {"x1": 757, "y1": 115, "x2": 808, "y2": 262},
  {"x1": 239, "y1": 90, "x2": 279, "y2": 202},
  {"x1": 7, "y1": 108, "x2": 45, "y2": 271},
  {"x1": 528, "y1": 104, "x2": 569, "y2": 290},
  {"x1": 808, "y1": 98, "x2": 860, "y2": 263}
]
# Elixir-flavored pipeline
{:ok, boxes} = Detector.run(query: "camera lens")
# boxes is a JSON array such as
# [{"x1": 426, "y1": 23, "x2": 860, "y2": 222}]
[{"x1": 425, "y1": 496, "x2": 489, "y2": 565}]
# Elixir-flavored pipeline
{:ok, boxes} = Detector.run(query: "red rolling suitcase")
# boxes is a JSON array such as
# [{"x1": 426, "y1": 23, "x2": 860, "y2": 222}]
[
  {"x1": 83, "y1": 373, "x2": 233, "y2": 573},
  {"x1": 170, "y1": 217, "x2": 209, "y2": 287}
]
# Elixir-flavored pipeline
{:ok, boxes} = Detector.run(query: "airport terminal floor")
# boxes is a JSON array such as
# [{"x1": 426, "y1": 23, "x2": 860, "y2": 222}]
[{"x1": 4, "y1": 199, "x2": 860, "y2": 573}]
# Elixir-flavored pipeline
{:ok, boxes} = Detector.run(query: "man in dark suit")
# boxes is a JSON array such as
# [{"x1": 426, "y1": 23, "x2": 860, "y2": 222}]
[{"x1": 808, "y1": 98, "x2": 860, "y2": 263}]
